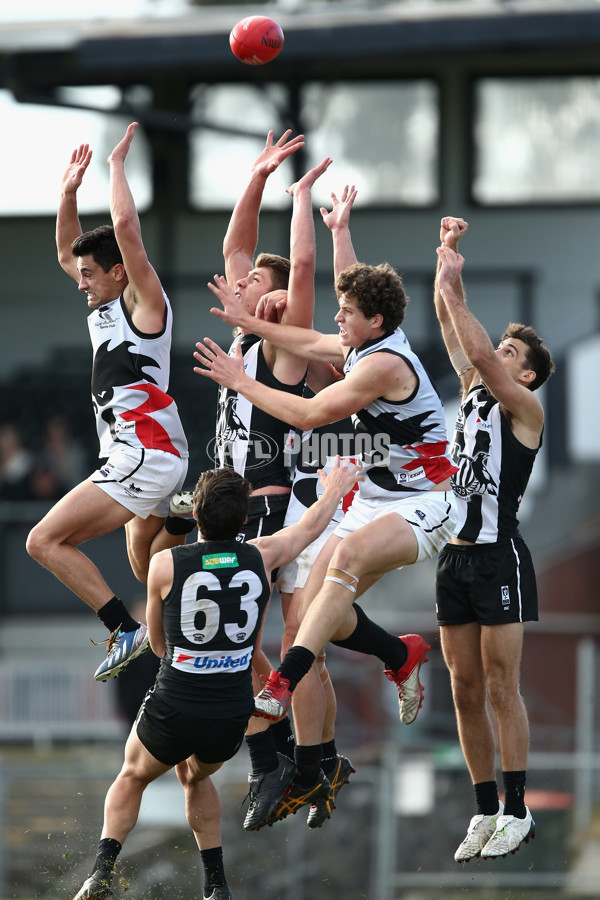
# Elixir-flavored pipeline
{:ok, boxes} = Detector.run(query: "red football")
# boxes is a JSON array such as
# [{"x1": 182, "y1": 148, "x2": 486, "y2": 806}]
[{"x1": 229, "y1": 16, "x2": 284, "y2": 66}]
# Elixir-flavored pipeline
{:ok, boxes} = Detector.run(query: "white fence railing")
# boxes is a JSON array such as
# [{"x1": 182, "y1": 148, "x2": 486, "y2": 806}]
[{"x1": 0, "y1": 659, "x2": 125, "y2": 743}]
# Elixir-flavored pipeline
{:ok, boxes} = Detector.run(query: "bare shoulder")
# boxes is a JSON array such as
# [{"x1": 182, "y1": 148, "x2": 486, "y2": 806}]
[
  {"x1": 351, "y1": 348, "x2": 416, "y2": 400},
  {"x1": 148, "y1": 547, "x2": 174, "y2": 583},
  {"x1": 500, "y1": 387, "x2": 544, "y2": 450}
]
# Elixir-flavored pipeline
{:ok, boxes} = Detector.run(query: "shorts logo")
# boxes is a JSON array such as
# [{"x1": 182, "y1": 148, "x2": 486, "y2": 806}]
[
  {"x1": 116, "y1": 421, "x2": 136, "y2": 434},
  {"x1": 501, "y1": 585, "x2": 510, "y2": 607},
  {"x1": 172, "y1": 645, "x2": 252, "y2": 674},
  {"x1": 202, "y1": 553, "x2": 238, "y2": 569},
  {"x1": 127, "y1": 482, "x2": 143, "y2": 494},
  {"x1": 415, "y1": 509, "x2": 426, "y2": 521}
]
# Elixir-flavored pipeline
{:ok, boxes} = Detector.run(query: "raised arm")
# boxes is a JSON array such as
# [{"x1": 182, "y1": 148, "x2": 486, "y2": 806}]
[
  {"x1": 108, "y1": 122, "x2": 165, "y2": 332},
  {"x1": 436, "y1": 245, "x2": 543, "y2": 436},
  {"x1": 280, "y1": 156, "x2": 332, "y2": 329},
  {"x1": 56, "y1": 143, "x2": 92, "y2": 281},
  {"x1": 320, "y1": 185, "x2": 358, "y2": 280},
  {"x1": 253, "y1": 457, "x2": 363, "y2": 573},
  {"x1": 433, "y1": 216, "x2": 469, "y2": 358},
  {"x1": 265, "y1": 156, "x2": 334, "y2": 383},
  {"x1": 207, "y1": 275, "x2": 344, "y2": 364},
  {"x1": 223, "y1": 129, "x2": 305, "y2": 287}
]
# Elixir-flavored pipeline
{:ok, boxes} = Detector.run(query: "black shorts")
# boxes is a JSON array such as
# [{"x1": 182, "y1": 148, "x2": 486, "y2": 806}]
[
  {"x1": 435, "y1": 536, "x2": 538, "y2": 626},
  {"x1": 135, "y1": 688, "x2": 249, "y2": 767},
  {"x1": 236, "y1": 492, "x2": 290, "y2": 542}
]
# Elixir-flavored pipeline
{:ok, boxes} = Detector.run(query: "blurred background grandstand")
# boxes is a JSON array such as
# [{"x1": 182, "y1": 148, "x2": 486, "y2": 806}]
[{"x1": 1, "y1": 0, "x2": 600, "y2": 897}]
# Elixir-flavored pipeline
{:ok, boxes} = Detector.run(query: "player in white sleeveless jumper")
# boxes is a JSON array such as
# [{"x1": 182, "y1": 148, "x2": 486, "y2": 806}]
[
  {"x1": 433, "y1": 218, "x2": 555, "y2": 862},
  {"x1": 26, "y1": 123, "x2": 188, "y2": 683},
  {"x1": 195, "y1": 192, "x2": 458, "y2": 815}
]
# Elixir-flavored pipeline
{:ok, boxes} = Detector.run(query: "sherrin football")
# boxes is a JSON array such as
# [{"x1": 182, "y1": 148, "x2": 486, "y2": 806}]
[{"x1": 229, "y1": 16, "x2": 284, "y2": 66}]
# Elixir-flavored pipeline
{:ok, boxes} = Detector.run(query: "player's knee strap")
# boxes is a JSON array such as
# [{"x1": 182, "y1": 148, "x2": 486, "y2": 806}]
[{"x1": 324, "y1": 567, "x2": 358, "y2": 594}]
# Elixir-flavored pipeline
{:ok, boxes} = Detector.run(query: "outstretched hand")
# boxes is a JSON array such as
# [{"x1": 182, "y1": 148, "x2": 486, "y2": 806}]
[
  {"x1": 440, "y1": 216, "x2": 468, "y2": 249},
  {"x1": 318, "y1": 455, "x2": 363, "y2": 496},
  {"x1": 252, "y1": 129, "x2": 305, "y2": 179},
  {"x1": 62, "y1": 144, "x2": 92, "y2": 195},
  {"x1": 108, "y1": 122, "x2": 138, "y2": 166},
  {"x1": 320, "y1": 185, "x2": 358, "y2": 232},
  {"x1": 194, "y1": 337, "x2": 245, "y2": 390},
  {"x1": 207, "y1": 275, "x2": 252, "y2": 327},
  {"x1": 286, "y1": 157, "x2": 333, "y2": 197}
]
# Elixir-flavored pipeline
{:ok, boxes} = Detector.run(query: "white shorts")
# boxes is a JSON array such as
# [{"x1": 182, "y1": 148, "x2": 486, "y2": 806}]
[
  {"x1": 277, "y1": 520, "x2": 339, "y2": 594},
  {"x1": 91, "y1": 445, "x2": 187, "y2": 519},
  {"x1": 333, "y1": 490, "x2": 457, "y2": 564}
]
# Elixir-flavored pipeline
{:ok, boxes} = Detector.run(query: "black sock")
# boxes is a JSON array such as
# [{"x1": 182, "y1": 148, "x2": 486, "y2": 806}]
[
  {"x1": 97, "y1": 597, "x2": 138, "y2": 634},
  {"x1": 278, "y1": 646, "x2": 316, "y2": 691},
  {"x1": 164, "y1": 516, "x2": 197, "y2": 535},
  {"x1": 92, "y1": 837, "x2": 122, "y2": 878},
  {"x1": 503, "y1": 770, "x2": 527, "y2": 818},
  {"x1": 331, "y1": 603, "x2": 408, "y2": 670},
  {"x1": 474, "y1": 781, "x2": 500, "y2": 816},
  {"x1": 320, "y1": 739, "x2": 338, "y2": 777},
  {"x1": 201, "y1": 846, "x2": 227, "y2": 893},
  {"x1": 245, "y1": 729, "x2": 279, "y2": 775},
  {"x1": 270, "y1": 716, "x2": 295, "y2": 762},
  {"x1": 294, "y1": 744, "x2": 322, "y2": 788}
]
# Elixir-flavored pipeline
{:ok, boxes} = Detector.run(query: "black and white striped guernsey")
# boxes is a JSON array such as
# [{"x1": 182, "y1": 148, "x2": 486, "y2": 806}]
[
  {"x1": 450, "y1": 383, "x2": 540, "y2": 543},
  {"x1": 214, "y1": 333, "x2": 305, "y2": 490}
]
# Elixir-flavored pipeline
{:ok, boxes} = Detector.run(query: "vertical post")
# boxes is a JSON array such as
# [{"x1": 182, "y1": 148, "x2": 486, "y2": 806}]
[
  {"x1": 372, "y1": 746, "x2": 397, "y2": 900},
  {"x1": 0, "y1": 758, "x2": 6, "y2": 896},
  {"x1": 574, "y1": 636, "x2": 596, "y2": 834},
  {"x1": 148, "y1": 81, "x2": 190, "y2": 303}
]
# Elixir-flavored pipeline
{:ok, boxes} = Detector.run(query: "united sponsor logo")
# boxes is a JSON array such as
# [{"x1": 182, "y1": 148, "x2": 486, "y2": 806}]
[
  {"x1": 202, "y1": 553, "x2": 238, "y2": 570},
  {"x1": 172, "y1": 645, "x2": 252, "y2": 674}
]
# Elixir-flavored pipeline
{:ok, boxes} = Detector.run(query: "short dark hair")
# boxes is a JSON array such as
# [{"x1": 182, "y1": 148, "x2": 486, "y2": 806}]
[
  {"x1": 501, "y1": 323, "x2": 555, "y2": 391},
  {"x1": 336, "y1": 262, "x2": 408, "y2": 332},
  {"x1": 193, "y1": 468, "x2": 252, "y2": 540},
  {"x1": 255, "y1": 252, "x2": 291, "y2": 291},
  {"x1": 71, "y1": 225, "x2": 123, "y2": 273}
]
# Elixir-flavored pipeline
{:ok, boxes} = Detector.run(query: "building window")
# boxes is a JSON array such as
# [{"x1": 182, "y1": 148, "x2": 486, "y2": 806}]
[
  {"x1": 301, "y1": 80, "x2": 439, "y2": 207},
  {"x1": 473, "y1": 77, "x2": 600, "y2": 205},
  {"x1": 0, "y1": 86, "x2": 152, "y2": 216},
  {"x1": 190, "y1": 84, "x2": 292, "y2": 210},
  {"x1": 190, "y1": 80, "x2": 439, "y2": 209}
]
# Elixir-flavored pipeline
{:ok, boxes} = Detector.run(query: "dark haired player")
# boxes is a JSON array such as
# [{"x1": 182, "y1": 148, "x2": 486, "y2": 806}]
[
  {"x1": 433, "y1": 218, "x2": 554, "y2": 861},
  {"x1": 27, "y1": 123, "x2": 188, "y2": 682},
  {"x1": 195, "y1": 235, "x2": 458, "y2": 816},
  {"x1": 72, "y1": 458, "x2": 360, "y2": 900}
]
